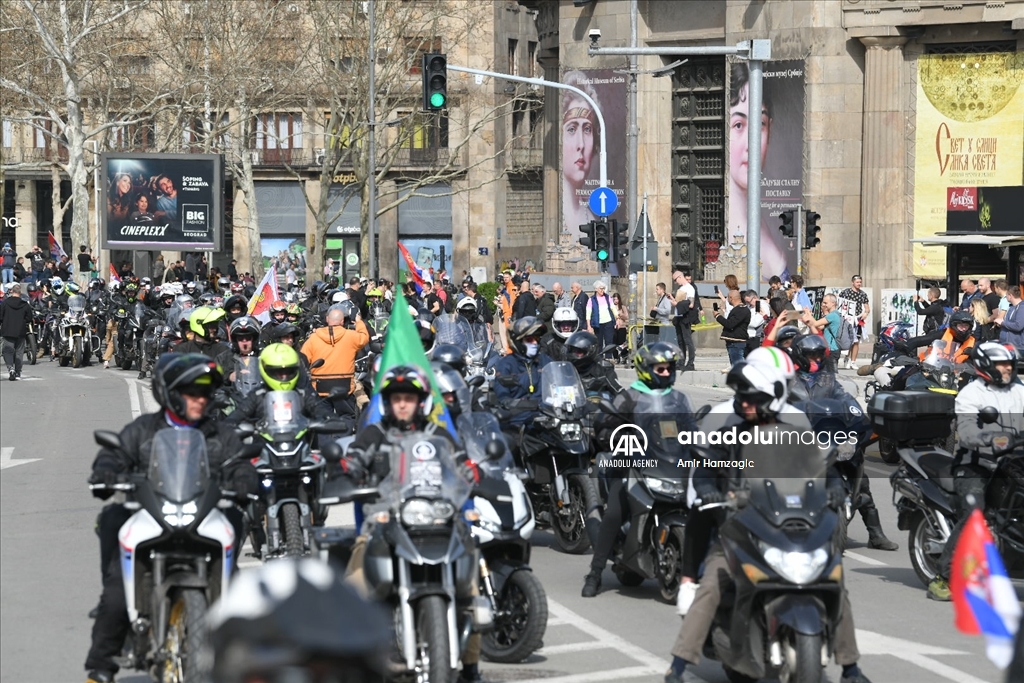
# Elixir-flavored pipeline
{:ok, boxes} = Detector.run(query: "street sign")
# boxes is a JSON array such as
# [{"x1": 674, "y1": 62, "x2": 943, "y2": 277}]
[
  {"x1": 588, "y1": 187, "x2": 618, "y2": 217},
  {"x1": 477, "y1": 247, "x2": 488, "y2": 256}
]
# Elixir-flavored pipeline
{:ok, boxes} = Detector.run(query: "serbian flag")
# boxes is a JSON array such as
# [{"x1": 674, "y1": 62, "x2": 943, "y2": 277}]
[
  {"x1": 246, "y1": 265, "x2": 279, "y2": 324},
  {"x1": 47, "y1": 232, "x2": 67, "y2": 261},
  {"x1": 951, "y1": 509, "x2": 1022, "y2": 668},
  {"x1": 398, "y1": 241, "x2": 431, "y2": 294},
  {"x1": 108, "y1": 263, "x2": 121, "y2": 284}
]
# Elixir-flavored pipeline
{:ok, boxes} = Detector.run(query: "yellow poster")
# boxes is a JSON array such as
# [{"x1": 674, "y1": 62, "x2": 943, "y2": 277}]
[{"x1": 913, "y1": 52, "x2": 1024, "y2": 277}]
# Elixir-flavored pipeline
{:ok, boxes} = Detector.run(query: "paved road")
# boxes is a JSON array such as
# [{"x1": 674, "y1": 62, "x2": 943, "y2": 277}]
[{"x1": 0, "y1": 360, "x2": 1007, "y2": 683}]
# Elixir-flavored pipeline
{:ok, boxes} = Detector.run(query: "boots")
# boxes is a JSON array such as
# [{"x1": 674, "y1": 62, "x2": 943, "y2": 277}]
[
  {"x1": 581, "y1": 568, "x2": 602, "y2": 598},
  {"x1": 861, "y1": 508, "x2": 899, "y2": 550}
]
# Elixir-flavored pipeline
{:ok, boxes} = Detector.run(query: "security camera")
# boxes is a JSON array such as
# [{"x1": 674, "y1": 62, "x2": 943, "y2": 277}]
[{"x1": 589, "y1": 28, "x2": 601, "y2": 45}]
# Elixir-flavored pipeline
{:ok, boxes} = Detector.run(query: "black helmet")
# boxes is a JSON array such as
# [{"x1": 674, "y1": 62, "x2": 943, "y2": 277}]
[
  {"x1": 151, "y1": 353, "x2": 223, "y2": 418},
  {"x1": 378, "y1": 365, "x2": 433, "y2": 426},
  {"x1": 430, "y1": 343, "x2": 468, "y2": 374},
  {"x1": 633, "y1": 342, "x2": 681, "y2": 390},
  {"x1": 774, "y1": 325, "x2": 801, "y2": 349},
  {"x1": 971, "y1": 342, "x2": 1019, "y2": 387},
  {"x1": 949, "y1": 310, "x2": 975, "y2": 344},
  {"x1": 564, "y1": 331, "x2": 600, "y2": 370},
  {"x1": 791, "y1": 334, "x2": 829, "y2": 373},
  {"x1": 267, "y1": 322, "x2": 300, "y2": 346},
  {"x1": 508, "y1": 316, "x2": 547, "y2": 356},
  {"x1": 431, "y1": 361, "x2": 470, "y2": 418},
  {"x1": 415, "y1": 312, "x2": 436, "y2": 351},
  {"x1": 228, "y1": 316, "x2": 262, "y2": 352},
  {"x1": 207, "y1": 558, "x2": 390, "y2": 683},
  {"x1": 224, "y1": 295, "x2": 248, "y2": 322}
]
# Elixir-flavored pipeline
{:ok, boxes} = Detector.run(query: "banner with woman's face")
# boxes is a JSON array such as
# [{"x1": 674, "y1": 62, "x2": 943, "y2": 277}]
[{"x1": 560, "y1": 69, "x2": 627, "y2": 245}]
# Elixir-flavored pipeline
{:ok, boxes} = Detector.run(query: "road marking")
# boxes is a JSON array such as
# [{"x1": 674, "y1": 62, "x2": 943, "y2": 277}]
[
  {"x1": 855, "y1": 629, "x2": 987, "y2": 683},
  {"x1": 538, "y1": 640, "x2": 612, "y2": 655},
  {"x1": 844, "y1": 551, "x2": 888, "y2": 567},
  {"x1": 68, "y1": 374, "x2": 96, "y2": 379},
  {"x1": 17, "y1": 376, "x2": 43, "y2": 381},
  {"x1": 546, "y1": 600, "x2": 670, "y2": 671},
  {"x1": 0, "y1": 447, "x2": 41, "y2": 470},
  {"x1": 514, "y1": 665, "x2": 664, "y2": 683},
  {"x1": 122, "y1": 378, "x2": 142, "y2": 420}
]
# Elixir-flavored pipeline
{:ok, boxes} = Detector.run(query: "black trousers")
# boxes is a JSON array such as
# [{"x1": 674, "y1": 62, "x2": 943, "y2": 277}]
[
  {"x1": 2, "y1": 335, "x2": 25, "y2": 375},
  {"x1": 937, "y1": 466, "x2": 989, "y2": 581},
  {"x1": 591, "y1": 477, "x2": 627, "y2": 572},
  {"x1": 674, "y1": 320, "x2": 695, "y2": 366}
]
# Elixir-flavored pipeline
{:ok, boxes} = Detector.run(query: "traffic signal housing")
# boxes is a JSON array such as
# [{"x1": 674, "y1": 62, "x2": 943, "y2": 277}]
[
  {"x1": 804, "y1": 211, "x2": 821, "y2": 249},
  {"x1": 611, "y1": 220, "x2": 629, "y2": 262},
  {"x1": 578, "y1": 222, "x2": 595, "y2": 250},
  {"x1": 778, "y1": 210, "x2": 795, "y2": 238},
  {"x1": 593, "y1": 220, "x2": 611, "y2": 264},
  {"x1": 422, "y1": 53, "x2": 448, "y2": 111}
]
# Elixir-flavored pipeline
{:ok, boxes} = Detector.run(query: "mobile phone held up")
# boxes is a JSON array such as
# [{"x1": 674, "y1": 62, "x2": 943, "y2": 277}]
[
  {"x1": 713, "y1": 303, "x2": 720, "y2": 313},
  {"x1": 714, "y1": 285, "x2": 720, "y2": 294}
]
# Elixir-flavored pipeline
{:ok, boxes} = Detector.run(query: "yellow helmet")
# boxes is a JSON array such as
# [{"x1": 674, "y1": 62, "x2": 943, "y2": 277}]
[
  {"x1": 259, "y1": 343, "x2": 301, "y2": 392},
  {"x1": 189, "y1": 306, "x2": 227, "y2": 339}
]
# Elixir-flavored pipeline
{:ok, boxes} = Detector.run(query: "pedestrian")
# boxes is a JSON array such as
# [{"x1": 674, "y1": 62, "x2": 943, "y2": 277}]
[
  {"x1": 77, "y1": 245, "x2": 93, "y2": 288},
  {"x1": 744, "y1": 290, "x2": 766, "y2": 355},
  {"x1": 57, "y1": 255, "x2": 71, "y2": 281},
  {"x1": 586, "y1": 281, "x2": 616, "y2": 358},
  {"x1": 551, "y1": 282, "x2": 570, "y2": 309},
  {"x1": 1, "y1": 242, "x2": 17, "y2": 284},
  {"x1": 533, "y1": 283, "x2": 555, "y2": 324},
  {"x1": 511, "y1": 280, "x2": 537, "y2": 321},
  {"x1": 152, "y1": 254, "x2": 166, "y2": 284},
  {"x1": 995, "y1": 285, "x2": 1024, "y2": 350},
  {"x1": 808, "y1": 293, "x2": 842, "y2": 372},
  {"x1": 13, "y1": 257, "x2": 28, "y2": 282},
  {"x1": 838, "y1": 274, "x2": 870, "y2": 369},
  {"x1": 569, "y1": 281, "x2": 587, "y2": 325},
  {"x1": 613, "y1": 291, "x2": 629, "y2": 363},
  {"x1": 196, "y1": 255, "x2": 209, "y2": 281},
  {"x1": 970, "y1": 299, "x2": 998, "y2": 342},
  {"x1": 228, "y1": 259, "x2": 238, "y2": 281},
  {"x1": 672, "y1": 270, "x2": 698, "y2": 370},
  {"x1": 27, "y1": 245, "x2": 46, "y2": 284},
  {"x1": 958, "y1": 278, "x2": 981, "y2": 312},
  {"x1": 913, "y1": 287, "x2": 946, "y2": 334},
  {"x1": 715, "y1": 289, "x2": 749, "y2": 365},
  {"x1": 0, "y1": 283, "x2": 31, "y2": 380}
]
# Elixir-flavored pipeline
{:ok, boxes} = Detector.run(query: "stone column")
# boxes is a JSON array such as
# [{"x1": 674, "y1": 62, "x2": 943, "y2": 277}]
[{"x1": 858, "y1": 36, "x2": 910, "y2": 292}]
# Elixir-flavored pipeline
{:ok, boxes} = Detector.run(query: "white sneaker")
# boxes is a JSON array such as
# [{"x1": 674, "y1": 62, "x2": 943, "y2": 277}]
[
  {"x1": 103, "y1": 360, "x2": 109, "y2": 369},
  {"x1": 676, "y1": 581, "x2": 699, "y2": 616}
]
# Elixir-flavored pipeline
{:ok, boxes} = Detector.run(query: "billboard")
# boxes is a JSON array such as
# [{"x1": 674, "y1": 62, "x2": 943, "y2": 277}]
[
  {"x1": 913, "y1": 52, "x2": 1024, "y2": 276},
  {"x1": 560, "y1": 68, "x2": 627, "y2": 245},
  {"x1": 101, "y1": 153, "x2": 223, "y2": 251},
  {"x1": 945, "y1": 185, "x2": 1024, "y2": 234},
  {"x1": 726, "y1": 60, "x2": 805, "y2": 282}
]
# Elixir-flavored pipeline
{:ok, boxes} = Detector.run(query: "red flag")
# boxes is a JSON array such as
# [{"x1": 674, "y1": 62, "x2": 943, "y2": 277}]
[
  {"x1": 47, "y1": 232, "x2": 67, "y2": 261},
  {"x1": 247, "y1": 267, "x2": 279, "y2": 323},
  {"x1": 398, "y1": 241, "x2": 426, "y2": 294},
  {"x1": 108, "y1": 263, "x2": 121, "y2": 284}
]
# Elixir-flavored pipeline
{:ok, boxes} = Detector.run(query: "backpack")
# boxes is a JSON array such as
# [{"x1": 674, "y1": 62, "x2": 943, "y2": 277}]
[{"x1": 829, "y1": 316, "x2": 856, "y2": 351}]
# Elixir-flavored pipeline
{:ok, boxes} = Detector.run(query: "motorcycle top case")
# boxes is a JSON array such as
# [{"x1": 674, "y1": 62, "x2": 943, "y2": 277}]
[{"x1": 866, "y1": 390, "x2": 955, "y2": 441}]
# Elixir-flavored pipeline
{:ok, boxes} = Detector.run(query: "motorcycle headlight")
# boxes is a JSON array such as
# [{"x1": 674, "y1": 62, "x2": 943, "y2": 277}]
[
  {"x1": 559, "y1": 422, "x2": 582, "y2": 441},
  {"x1": 401, "y1": 499, "x2": 454, "y2": 527},
  {"x1": 759, "y1": 542, "x2": 828, "y2": 585},
  {"x1": 162, "y1": 500, "x2": 200, "y2": 527},
  {"x1": 647, "y1": 477, "x2": 686, "y2": 496},
  {"x1": 836, "y1": 442, "x2": 857, "y2": 462}
]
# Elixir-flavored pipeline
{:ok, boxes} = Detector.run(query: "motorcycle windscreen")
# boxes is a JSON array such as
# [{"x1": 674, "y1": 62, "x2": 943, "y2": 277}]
[
  {"x1": 458, "y1": 412, "x2": 514, "y2": 475},
  {"x1": 234, "y1": 356, "x2": 262, "y2": 397},
  {"x1": 132, "y1": 301, "x2": 148, "y2": 322},
  {"x1": 735, "y1": 425, "x2": 830, "y2": 523},
  {"x1": 147, "y1": 429, "x2": 211, "y2": 504},
  {"x1": 261, "y1": 390, "x2": 310, "y2": 436},
  {"x1": 541, "y1": 361, "x2": 585, "y2": 410},
  {"x1": 378, "y1": 433, "x2": 472, "y2": 510},
  {"x1": 67, "y1": 294, "x2": 87, "y2": 313},
  {"x1": 434, "y1": 313, "x2": 474, "y2": 347},
  {"x1": 918, "y1": 341, "x2": 960, "y2": 389}
]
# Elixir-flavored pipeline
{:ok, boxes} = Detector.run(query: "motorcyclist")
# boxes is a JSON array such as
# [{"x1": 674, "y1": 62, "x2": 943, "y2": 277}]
[
  {"x1": 928, "y1": 342, "x2": 1024, "y2": 601},
  {"x1": 787, "y1": 334, "x2": 899, "y2": 551},
  {"x1": 543, "y1": 307, "x2": 580, "y2": 360},
  {"x1": 430, "y1": 343, "x2": 469, "y2": 376},
  {"x1": 174, "y1": 306, "x2": 232, "y2": 371},
  {"x1": 582, "y1": 342, "x2": 696, "y2": 598},
  {"x1": 365, "y1": 287, "x2": 391, "y2": 318},
  {"x1": 84, "y1": 353, "x2": 258, "y2": 683},
  {"x1": 223, "y1": 294, "x2": 248, "y2": 324},
  {"x1": 183, "y1": 280, "x2": 201, "y2": 302},
  {"x1": 432, "y1": 360, "x2": 472, "y2": 419},
  {"x1": 455, "y1": 296, "x2": 492, "y2": 344},
  {"x1": 563, "y1": 330, "x2": 621, "y2": 396},
  {"x1": 261, "y1": 321, "x2": 315, "y2": 392},
  {"x1": 300, "y1": 305, "x2": 370, "y2": 412},
  {"x1": 228, "y1": 316, "x2": 261, "y2": 358},
  {"x1": 663, "y1": 355, "x2": 873, "y2": 683},
  {"x1": 898, "y1": 310, "x2": 977, "y2": 363},
  {"x1": 491, "y1": 317, "x2": 552, "y2": 443},
  {"x1": 223, "y1": 343, "x2": 335, "y2": 426}
]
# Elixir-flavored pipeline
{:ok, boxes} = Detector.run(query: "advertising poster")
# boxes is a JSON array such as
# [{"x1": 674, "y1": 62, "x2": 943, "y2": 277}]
[
  {"x1": 727, "y1": 60, "x2": 804, "y2": 282},
  {"x1": 880, "y1": 287, "x2": 948, "y2": 337},
  {"x1": 560, "y1": 68, "x2": 627, "y2": 245},
  {"x1": 913, "y1": 52, "x2": 1024, "y2": 277},
  {"x1": 260, "y1": 238, "x2": 306, "y2": 276},
  {"x1": 102, "y1": 153, "x2": 222, "y2": 250},
  {"x1": 397, "y1": 239, "x2": 453, "y2": 283}
]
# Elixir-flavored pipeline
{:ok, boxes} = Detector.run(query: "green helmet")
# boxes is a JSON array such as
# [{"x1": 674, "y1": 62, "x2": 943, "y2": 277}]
[
  {"x1": 190, "y1": 306, "x2": 226, "y2": 339},
  {"x1": 259, "y1": 343, "x2": 301, "y2": 392}
]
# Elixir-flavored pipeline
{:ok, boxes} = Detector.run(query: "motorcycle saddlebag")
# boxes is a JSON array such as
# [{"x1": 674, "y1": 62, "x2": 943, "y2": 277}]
[{"x1": 867, "y1": 390, "x2": 955, "y2": 442}]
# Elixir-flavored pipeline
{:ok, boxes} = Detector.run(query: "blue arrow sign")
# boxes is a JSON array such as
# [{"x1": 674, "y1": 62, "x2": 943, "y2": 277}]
[{"x1": 588, "y1": 187, "x2": 618, "y2": 217}]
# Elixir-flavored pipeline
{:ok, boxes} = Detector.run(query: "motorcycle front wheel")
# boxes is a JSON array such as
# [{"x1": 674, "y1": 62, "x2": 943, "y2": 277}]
[
  {"x1": 658, "y1": 526, "x2": 686, "y2": 603},
  {"x1": 25, "y1": 333, "x2": 37, "y2": 366},
  {"x1": 551, "y1": 474, "x2": 599, "y2": 554},
  {"x1": 415, "y1": 595, "x2": 452, "y2": 683},
  {"x1": 72, "y1": 337, "x2": 84, "y2": 368},
  {"x1": 281, "y1": 502, "x2": 305, "y2": 557},
  {"x1": 160, "y1": 588, "x2": 207, "y2": 683},
  {"x1": 482, "y1": 569, "x2": 548, "y2": 663},
  {"x1": 790, "y1": 632, "x2": 824, "y2": 683}
]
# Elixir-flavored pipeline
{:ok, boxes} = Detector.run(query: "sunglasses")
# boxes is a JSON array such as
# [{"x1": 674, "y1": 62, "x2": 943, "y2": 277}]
[
  {"x1": 652, "y1": 365, "x2": 673, "y2": 375},
  {"x1": 524, "y1": 335, "x2": 541, "y2": 344}
]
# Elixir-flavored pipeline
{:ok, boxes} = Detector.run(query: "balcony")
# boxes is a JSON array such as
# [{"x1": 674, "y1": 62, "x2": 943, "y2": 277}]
[
  {"x1": 507, "y1": 146, "x2": 543, "y2": 170},
  {"x1": 249, "y1": 148, "x2": 312, "y2": 167},
  {"x1": 1, "y1": 146, "x2": 69, "y2": 165},
  {"x1": 392, "y1": 147, "x2": 453, "y2": 168}
]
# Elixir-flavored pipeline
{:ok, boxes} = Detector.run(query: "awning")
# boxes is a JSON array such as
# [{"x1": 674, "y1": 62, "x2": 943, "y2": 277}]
[{"x1": 909, "y1": 234, "x2": 1024, "y2": 246}]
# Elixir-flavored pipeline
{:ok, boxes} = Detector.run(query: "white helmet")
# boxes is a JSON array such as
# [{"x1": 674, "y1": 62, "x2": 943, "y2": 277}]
[
  {"x1": 727, "y1": 361, "x2": 789, "y2": 417},
  {"x1": 745, "y1": 346, "x2": 796, "y2": 381},
  {"x1": 551, "y1": 307, "x2": 580, "y2": 339},
  {"x1": 331, "y1": 290, "x2": 350, "y2": 303},
  {"x1": 455, "y1": 297, "x2": 477, "y2": 313}
]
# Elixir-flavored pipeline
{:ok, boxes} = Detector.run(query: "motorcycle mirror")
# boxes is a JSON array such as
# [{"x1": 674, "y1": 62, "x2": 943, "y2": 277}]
[
  {"x1": 978, "y1": 406, "x2": 1000, "y2": 425},
  {"x1": 94, "y1": 430, "x2": 123, "y2": 451},
  {"x1": 369, "y1": 341, "x2": 383, "y2": 354},
  {"x1": 310, "y1": 358, "x2": 326, "y2": 370},
  {"x1": 597, "y1": 398, "x2": 617, "y2": 414},
  {"x1": 484, "y1": 439, "x2": 505, "y2": 459},
  {"x1": 234, "y1": 422, "x2": 257, "y2": 438},
  {"x1": 694, "y1": 404, "x2": 712, "y2": 421},
  {"x1": 466, "y1": 375, "x2": 485, "y2": 389},
  {"x1": 320, "y1": 441, "x2": 344, "y2": 461},
  {"x1": 309, "y1": 418, "x2": 349, "y2": 433}
]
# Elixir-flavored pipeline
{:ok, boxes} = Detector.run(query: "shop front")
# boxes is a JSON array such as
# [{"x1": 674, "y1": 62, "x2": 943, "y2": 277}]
[
  {"x1": 396, "y1": 183, "x2": 452, "y2": 283},
  {"x1": 254, "y1": 181, "x2": 308, "y2": 283}
]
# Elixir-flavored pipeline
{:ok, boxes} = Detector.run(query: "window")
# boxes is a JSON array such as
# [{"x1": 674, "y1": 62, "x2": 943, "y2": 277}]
[
  {"x1": 400, "y1": 112, "x2": 448, "y2": 160},
  {"x1": 2, "y1": 119, "x2": 13, "y2": 148},
  {"x1": 528, "y1": 41, "x2": 538, "y2": 77},
  {"x1": 109, "y1": 115, "x2": 155, "y2": 150},
  {"x1": 254, "y1": 113, "x2": 303, "y2": 150},
  {"x1": 331, "y1": 38, "x2": 357, "y2": 72},
  {"x1": 33, "y1": 116, "x2": 69, "y2": 161},
  {"x1": 183, "y1": 113, "x2": 230, "y2": 150},
  {"x1": 120, "y1": 55, "x2": 151, "y2": 75},
  {"x1": 405, "y1": 37, "x2": 442, "y2": 74},
  {"x1": 325, "y1": 111, "x2": 353, "y2": 150},
  {"x1": 508, "y1": 38, "x2": 518, "y2": 76}
]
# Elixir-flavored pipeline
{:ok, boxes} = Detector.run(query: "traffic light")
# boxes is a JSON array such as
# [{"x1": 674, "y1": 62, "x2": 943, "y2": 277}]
[
  {"x1": 578, "y1": 222, "x2": 595, "y2": 250},
  {"x1": 778, "y1": 210, "x2": 795, "y2": 238},
  {"x1": 804, "y1": 211, "x2": 821, "y2": 249},
  {"x1": 611, "y1": 219, "x2": 629, "y2": 262},
  {"x1": 422, "y1": 53, "x2": 448, "y2": 111},
  {"x1": 593, "y1": 220, "x2": 611, "y2": 264}
]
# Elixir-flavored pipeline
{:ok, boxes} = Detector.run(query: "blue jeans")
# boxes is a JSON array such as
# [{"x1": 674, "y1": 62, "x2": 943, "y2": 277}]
[
  {"x1": 32, "y1": 270, "x2": 44, "y2": 284},
  {"x1": 725, "y1": 341, "x2": 746, "y2": 365},
  {"x1": 1, "y1": 268, "x2": 13, "y2": 284}
]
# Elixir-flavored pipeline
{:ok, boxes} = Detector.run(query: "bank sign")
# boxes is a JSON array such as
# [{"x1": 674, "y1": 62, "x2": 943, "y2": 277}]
[{"x1": 101, "y1": 153, "x2": 223, "y2": 251}]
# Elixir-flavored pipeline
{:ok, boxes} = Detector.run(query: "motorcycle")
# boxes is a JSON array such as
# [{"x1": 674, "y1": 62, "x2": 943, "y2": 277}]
[
  {"x1": 436, "y1": 312, "x2": 496, "y2": 383},
  {"x1": 24, "y1": 304, "x2": 47, "y2": 366},
  {"x1": 114, "y1": 302, "x2": 147, "y2": 371},
  {"x1": 56, "y1": 294, "x2": 96, "y2": 367},
  {"x1": 319, "y1": 433, "x2": 491, "y2": 683},
  {"x1": 502, "y1": 361, "x2": 600, "y2": 554},
  {"x1": 460, "y1": 412, "x2": 547, "y2": 663},
  {"x1": 89, "y1": 429, "x2": 238, "y2": 683},
  {"x1": 241, "y1": 392, "x2": 348, "y2": 558},
  {"x1": 87, "y1": 297, "x2": 106, "y2": 362},
  {"x1": 698, "y1": 429, "x2": 845, "y2": 683}
]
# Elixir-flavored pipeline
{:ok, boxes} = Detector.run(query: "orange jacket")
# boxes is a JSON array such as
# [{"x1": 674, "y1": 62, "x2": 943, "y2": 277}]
[
  {"x1": 919, "y1": 329, "x2": 975, "y2": 364},
  {"x1": 300, "y1": 319, "x2": 370, "y2": 396}
]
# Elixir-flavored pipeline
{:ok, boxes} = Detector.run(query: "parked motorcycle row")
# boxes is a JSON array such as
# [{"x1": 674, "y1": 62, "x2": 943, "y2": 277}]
[{"x1": 79, "y1": 278, "x2": 1023, "y2": 683}]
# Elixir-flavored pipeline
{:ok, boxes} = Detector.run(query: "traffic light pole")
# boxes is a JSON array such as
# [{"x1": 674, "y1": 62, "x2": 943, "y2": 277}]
[
  {"x1": 366, "y1": 0, "x2": 377, "y2": 281},
  {"x1": 795, "y1": 203, "x2": 803, "y2": 277},
  {"x1": 447, "y1": 65, "x2": 607, "y2": 189}
]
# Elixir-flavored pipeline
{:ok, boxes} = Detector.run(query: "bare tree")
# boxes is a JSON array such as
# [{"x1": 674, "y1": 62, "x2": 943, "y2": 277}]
[{"x1": 0, "y1": 0, "x2": 188, "y2": 249}]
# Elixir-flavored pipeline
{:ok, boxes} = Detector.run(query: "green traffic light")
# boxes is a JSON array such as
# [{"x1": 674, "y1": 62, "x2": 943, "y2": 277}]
[
  {"x1": 430, "y1": 92, "x2": 446, "y2": 108},
  {"x1": 597, "y1": 249, "x2": 609, "y2": 261}
]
